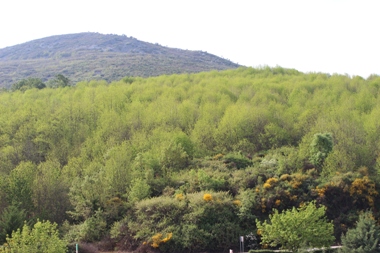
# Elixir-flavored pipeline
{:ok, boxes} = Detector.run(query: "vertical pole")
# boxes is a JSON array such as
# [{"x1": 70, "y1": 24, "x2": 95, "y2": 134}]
[
  {"x1": 240, "y1": 236, "x2": 244, "y2": 253},
  {"x1": 76, "y1": 243, "x2": 79, "y2": 253}
]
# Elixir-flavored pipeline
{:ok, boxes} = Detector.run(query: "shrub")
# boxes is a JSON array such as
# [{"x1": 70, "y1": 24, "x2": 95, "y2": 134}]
[
  {"x1": 349, "y1": 176, "x2": 378, "y2": 208},
  {"x1": 129, "y1": 191, "x2": 240, "y2": 252},
  {"x1": 64, "y1": 209, "x2": 107, "y2": 243},
  {"x1": 223, "y1": 152, "x2": 253, "y2": 169},
  {"x1": 197, "y1": 169, "x2": 227, "y2": 191}
]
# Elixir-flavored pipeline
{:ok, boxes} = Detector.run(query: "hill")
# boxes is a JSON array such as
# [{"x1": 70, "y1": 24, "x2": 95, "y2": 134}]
[
  {"x1": 0, "y1": 32, "x2": 240, "y2": 88},
  {"x1": 3, "y1": 68, "x2": 380, "y2": 252}
]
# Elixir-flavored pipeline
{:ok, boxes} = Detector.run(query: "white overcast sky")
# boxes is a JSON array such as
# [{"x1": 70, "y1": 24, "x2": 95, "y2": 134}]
[{"x1": 0, "y1": 0, "x2": 379, "y2": 78}]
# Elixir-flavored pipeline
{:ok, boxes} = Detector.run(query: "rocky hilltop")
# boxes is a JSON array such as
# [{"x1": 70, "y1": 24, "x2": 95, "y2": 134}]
[{"x1": 0, "y1": 32, "x2": 240, "y2": 88}]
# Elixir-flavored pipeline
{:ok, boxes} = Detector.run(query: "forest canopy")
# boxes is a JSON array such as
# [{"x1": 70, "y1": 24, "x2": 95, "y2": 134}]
[{"x1": 1, "y1": 67, "x2": 380, "y2": 252}]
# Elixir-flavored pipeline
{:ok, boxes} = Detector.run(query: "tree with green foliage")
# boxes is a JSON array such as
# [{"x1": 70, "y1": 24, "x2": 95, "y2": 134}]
[
  {"x1": 256, "y1": 201, "x2": 334, "y2": 252},
  {"x1": 11, "y1": 77, "x2": 46, "y2": 91},
  {"x1": 64, "y1": 209, "x2": 107, "y2": 243},
  {"x1": 0, "y1": 220, "x2": 67, "y2": 253},
  {"x1": 0, "y1": 205, "x2": 26, "y2": 244},
  {"x1": 128, "y1": 178, "x2": 151, "y2": 203},
  {"x1": 309, "y1": 132, "x2": 333, "y2": 169},
  {"x1": 32, "y1": 160, "x2": 70, "y2": 224},
  {"x1": 6, "y1": 162, "x2": 36, "y2": 213},
  {"x1": 46, "y1": 74, "x2": 70, "y2": 88},
  {"x1": 339, "y1": 211, "x2": 380, "y2": 253}
]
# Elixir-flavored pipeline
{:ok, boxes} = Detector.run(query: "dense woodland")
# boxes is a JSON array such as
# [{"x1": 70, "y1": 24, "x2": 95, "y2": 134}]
[{"x1": 1, "y1": 67, "x2": 380, "y2": 252}]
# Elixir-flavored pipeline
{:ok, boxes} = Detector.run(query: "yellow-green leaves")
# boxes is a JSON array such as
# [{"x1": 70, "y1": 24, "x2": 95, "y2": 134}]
[
  {"x1": 0, "y1": 220, "x2": 67, "y2": 253},
  {"x1": 256, "y1": 201, "x2": 334, "y2": 252}
]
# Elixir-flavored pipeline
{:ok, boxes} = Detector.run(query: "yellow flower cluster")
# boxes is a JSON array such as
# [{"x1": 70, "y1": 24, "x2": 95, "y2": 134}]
[
  {"x1": 203, "y1": 193, "x2": 212, "y2": 202},
  {"x1": 315, "y1": 186, "x2": 327, "y2": 197},
  {"x1": 151, "y1": 233, "x2": 162, "y2": 248},
  {"x1": 280, "y1": 174, "x2": 290, "y2": 181},
  {"x1": 107, "y1": 197, "x2": 121, "y2": 204},
  {"x1": 350, "y1": 177, "x2": 376, "y2": 195},
  {"x1": 233, "y1": 199, "x2": 241, "y2": 206},
  {"x1": 350, "y1": 176, "x2": 378, "y2": 207},
  {"x1": 213, "y1": 153, "x2": 224, "y2": 160},
  {"x1": 161, "y1": 233, "x2": 172, "y2": 243},
  {"x1": 261, "y1": 198, "x2": 267, "y2": 213},
  {"x1": 263, "y1": 177, "x2": 278, "y2": 189},
  {"x1": 289, "y1": 173, "x2": 307, "y2": 189},
  {"x1": 314, "y1": 182, "x2": 336, "y2": 198},
  {"x1": 175, "y1": 193, "x2": 185, "y2": 201},
  {"x1": 151, "y1": 232, "x2": 173, "y2": 248}
]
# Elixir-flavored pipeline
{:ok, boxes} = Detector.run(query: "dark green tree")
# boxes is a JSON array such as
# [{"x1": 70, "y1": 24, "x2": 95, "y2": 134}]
[
  {"x1": 0, "y1": 205, "x2": 26, "y2": 244},
  {"x1": 11, "y1": 77, "x2": 46, "y2": 91},
  {"x1": 339, "y1": 211, "x2": 380, "y2": 253},
  {"x1": 47, "y1": 74, "x2": 70, "y2": 88},
  {"x1": 309, "y1": 132, "x2": 333, "y2": 169}
]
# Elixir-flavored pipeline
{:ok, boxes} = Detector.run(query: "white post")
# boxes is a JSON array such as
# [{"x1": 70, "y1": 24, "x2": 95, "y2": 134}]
[{"x1": 240, "y1": 236, "x2": 244, "y2": 253}]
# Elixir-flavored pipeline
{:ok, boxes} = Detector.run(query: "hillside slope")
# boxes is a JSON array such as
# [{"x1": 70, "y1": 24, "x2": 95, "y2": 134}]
[
  {"x1": 2, "y1": 68, "x2": 380, "y2": 251},
  {"x1": 0, "y1": 32, "x2": 240, "y2": 88}
]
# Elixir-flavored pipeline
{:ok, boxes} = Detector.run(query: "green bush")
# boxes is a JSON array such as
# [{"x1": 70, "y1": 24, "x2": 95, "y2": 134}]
[
  {"x1": 128, "y1": 191, "x2": 240, "y2": 253},
  {"x1": 224, "y1": 152, "x2": 253, "y2": 169},
  {"x1": 197, "y1": 169, "x2": 227, "y2": 191},
  {"x1": 64, "y1": 209, "x2": 106, "y2": 243}
]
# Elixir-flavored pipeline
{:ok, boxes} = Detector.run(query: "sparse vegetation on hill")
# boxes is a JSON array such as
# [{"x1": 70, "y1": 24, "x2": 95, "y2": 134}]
[
  {"x1": 0, "y1": 32, "x2": 240, "y2": 88},
  {"x1": 0, "y1": 67, "x2": 380, "y2": 252}
]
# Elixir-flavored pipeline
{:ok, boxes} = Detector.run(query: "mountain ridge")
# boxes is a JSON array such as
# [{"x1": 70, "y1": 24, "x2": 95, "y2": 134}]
[{"x1": 0, "y1": 32, "x2": 240, "y2": 88}]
